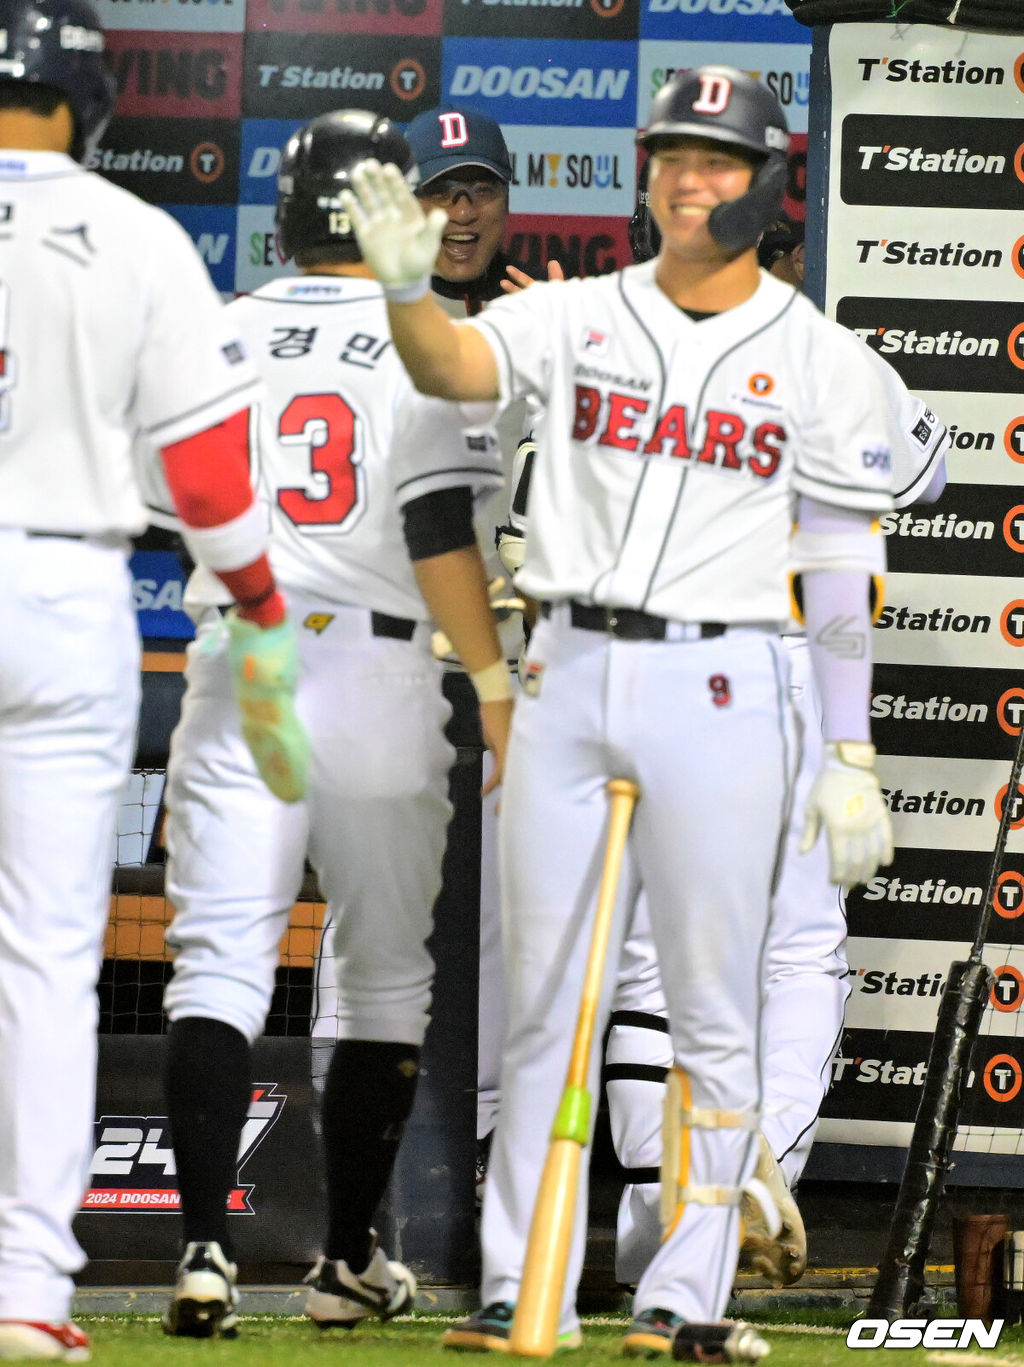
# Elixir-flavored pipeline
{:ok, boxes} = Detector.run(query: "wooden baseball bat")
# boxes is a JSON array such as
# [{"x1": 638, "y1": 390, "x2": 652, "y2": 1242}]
[{"x1": 508, "y1": 777, "x2": 640, "y2": 1359}]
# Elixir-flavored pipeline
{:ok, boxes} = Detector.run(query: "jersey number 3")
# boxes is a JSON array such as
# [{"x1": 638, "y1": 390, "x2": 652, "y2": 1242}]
[{"x1": 277, "y1": 393, "x2": 363, "y2": 531}]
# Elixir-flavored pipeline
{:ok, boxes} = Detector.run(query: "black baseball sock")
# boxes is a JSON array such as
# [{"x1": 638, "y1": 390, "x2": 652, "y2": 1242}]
[
  {"x1": 321, "y1": 1039, "x2": 420, "y2": 1270},
  {"x1": 165, "y1": 1016, "x2": 252, "y2": 1260}
]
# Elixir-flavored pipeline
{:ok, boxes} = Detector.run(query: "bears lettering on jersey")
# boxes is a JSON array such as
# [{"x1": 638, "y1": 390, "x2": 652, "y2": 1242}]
[{"x1": 571, "y1": 383, "x2": 786, "y2": 479}]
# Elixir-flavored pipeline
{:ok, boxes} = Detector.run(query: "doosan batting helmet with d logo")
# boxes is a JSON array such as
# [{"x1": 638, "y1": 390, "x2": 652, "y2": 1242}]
[
  {"x1": 276, "y1": 109, "x2": 416, "y2": 262},
  {"x1": 0, "y1": 0, "x2": 116, "y2": 163},
  {"x1": 636, "y1": 66, "x2": 789, "y2": 255}
]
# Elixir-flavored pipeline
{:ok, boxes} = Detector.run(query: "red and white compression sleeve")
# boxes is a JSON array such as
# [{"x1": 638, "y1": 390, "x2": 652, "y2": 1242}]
[{"x1": 160, "y1": 409, "x2": 284, "y2": 627}]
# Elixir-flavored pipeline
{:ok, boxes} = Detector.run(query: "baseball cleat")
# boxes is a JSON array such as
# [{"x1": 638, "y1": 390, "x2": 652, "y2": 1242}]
[
  {"x1": 162, "y1": 1240, "x2": 239, "y2": 1339},
  {"x1": 672, "y1": 1321, "x2": 770, "y2": 1363},
  {"x1": 738, "y1": 1135, "x2": 806, "y2": 1287},
  {"x1": 0, "y1": 1322, "x2": 90, "y2": 1361},
  {"x1": 441, "y1": 1301, "x2": 583, "y2": 1353},
  {"x1": 621, "y1": 1307, "x2": 684, "y2": 1358},
  {"x1": 304, "y1": 1240, "x2": 416, "y2": 1329}
]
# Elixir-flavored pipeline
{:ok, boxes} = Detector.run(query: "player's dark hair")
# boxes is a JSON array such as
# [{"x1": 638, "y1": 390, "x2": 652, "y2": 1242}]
[{"x1": 0, "y1": 80, "x2": 66, "y2": 119}]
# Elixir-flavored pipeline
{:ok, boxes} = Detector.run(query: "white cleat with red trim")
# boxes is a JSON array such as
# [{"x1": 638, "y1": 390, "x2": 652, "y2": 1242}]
[{"x1": 0, "y1": 1322, "x2": 90, "y2": 1361}]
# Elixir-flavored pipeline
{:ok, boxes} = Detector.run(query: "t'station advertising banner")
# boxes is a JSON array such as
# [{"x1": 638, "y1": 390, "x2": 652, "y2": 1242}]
[{"x1": 812, "y1": 23, "x2": 1024, "y2": 1180}]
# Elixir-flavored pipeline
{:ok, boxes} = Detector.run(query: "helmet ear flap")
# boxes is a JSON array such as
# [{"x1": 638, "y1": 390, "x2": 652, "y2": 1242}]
[{"x1": 707, "y1": 155, "x2": 787, "y2": 255}]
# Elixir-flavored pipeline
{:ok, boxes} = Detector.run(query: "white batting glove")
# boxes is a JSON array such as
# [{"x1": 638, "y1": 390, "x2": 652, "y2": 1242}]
[
  {"x1": 800, "y1": 741, "x2": 894, "y2": 889},
  {"x1": 340, "y1": 159, "x2": 448, "y2": 303}
]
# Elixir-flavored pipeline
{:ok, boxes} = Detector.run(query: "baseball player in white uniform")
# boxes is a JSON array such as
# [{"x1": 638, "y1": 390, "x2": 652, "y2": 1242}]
[
  {"x1": 590, "y1": 209, "x2": 950, "y2": 1292},
  {"x1": 0, "y1": 2, "x2": 305, "y2": 1359},
  {"x1": 307, "y1": 105, "x2": 521, "y2": 1160},
  {"x1": 343, "y1": 66, "x2": 899, "y2": 1360},
  {"x1": 158, "y1": 110, "x2": 511, "y2": 1340}
]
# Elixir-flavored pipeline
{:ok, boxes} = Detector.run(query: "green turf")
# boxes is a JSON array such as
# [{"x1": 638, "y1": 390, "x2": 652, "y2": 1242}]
[{"x1": 75, "y1": 1313, "x2": 1024, "y2": 1366}]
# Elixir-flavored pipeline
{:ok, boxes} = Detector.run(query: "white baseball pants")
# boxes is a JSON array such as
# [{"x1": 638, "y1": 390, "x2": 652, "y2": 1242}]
[
  {"x1": 480, "y1": 612, "x2": 796, "y2": 1333},
  {"x1": 0, "y1": 532, "x2": 139, "y2": 1320},
  {"x1": 606, "y1": 637, "x2": 850, "y2": 1282},
  {"x1": 163, "y1": 595, "x2": 454, "y2": 1048}
]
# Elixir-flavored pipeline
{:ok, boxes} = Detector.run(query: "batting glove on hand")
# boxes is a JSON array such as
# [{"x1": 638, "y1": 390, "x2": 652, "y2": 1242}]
[
  {"x1": 226, "y1": 612, "x2": 310, "y2": 803},
  {"x1": 799, "y1": 741, "x2": 894, "y2": 890},
  {"x1": 341, "y1": 159, "x2": 448, "y2": 303}
]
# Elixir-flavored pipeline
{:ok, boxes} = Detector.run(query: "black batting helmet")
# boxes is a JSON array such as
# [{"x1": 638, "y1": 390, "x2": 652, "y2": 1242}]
[
  {"x1": 276, "y1": 109, "x2": 415, "y2": 262},
  {"x1": 636, "y1": 66, "x2": 789, "y2": 255},
  {"x1": 0, "y1": 0, "x2": 116, "y2": 163}
]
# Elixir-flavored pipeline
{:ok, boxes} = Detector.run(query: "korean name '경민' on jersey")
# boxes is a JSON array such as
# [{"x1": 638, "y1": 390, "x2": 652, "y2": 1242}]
[{"x1": 216, "y1": 275, "x2": 503, "y2": 621}]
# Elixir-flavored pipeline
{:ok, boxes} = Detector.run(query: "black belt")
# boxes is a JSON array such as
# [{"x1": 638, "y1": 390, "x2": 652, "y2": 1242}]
[
  {"x1": 370, "y1": 611, "x2": 417, "y2": 641},
  {"x1": 541, "y1": 600, "x2": 726, "y2": 642},
  {"x1": 219, "y1": 604, "x2": 417, "y2": 641}
]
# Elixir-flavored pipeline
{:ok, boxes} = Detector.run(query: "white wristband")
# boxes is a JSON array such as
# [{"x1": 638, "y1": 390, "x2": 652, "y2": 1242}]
[
  {"x1": 382, "y1": 274, "x2": 431, "y2": 305},
  {"x1": 470, "y1": 659, "x2": 513, "y2": 703}
]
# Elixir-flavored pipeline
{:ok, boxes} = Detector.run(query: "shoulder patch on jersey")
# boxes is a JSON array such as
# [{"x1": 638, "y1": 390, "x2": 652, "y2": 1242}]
[{"x1": 911, "y1": 409, "x2": 937, "y2": 448}]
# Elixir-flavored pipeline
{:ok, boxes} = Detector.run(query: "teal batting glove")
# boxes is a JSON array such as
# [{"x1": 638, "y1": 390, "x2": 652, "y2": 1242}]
[{"x1": 226, "y1": 611, "x2": 310, "y2": 803}]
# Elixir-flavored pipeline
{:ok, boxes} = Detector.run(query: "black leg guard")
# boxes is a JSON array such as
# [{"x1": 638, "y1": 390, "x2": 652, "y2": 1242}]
[{"x1": 165, "y1": 1017, "x2": 252, "y2": 1258}]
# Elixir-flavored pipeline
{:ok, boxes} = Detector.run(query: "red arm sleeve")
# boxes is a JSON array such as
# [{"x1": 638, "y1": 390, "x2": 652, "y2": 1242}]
[{"x1": 160, "y1": 409, "x2": 284, "y2": 627}]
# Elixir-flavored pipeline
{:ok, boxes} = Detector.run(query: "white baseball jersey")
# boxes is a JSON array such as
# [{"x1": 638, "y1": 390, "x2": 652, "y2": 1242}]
[
  {"x1": 470, "y1": 265, "x2": 895, "y2": 621},
  {"x1": 861, "y1": 342, "x2": 947, "y2": 510},
  {"x1": 0, "y1": 152, "x2": 259, "y2": 536},
  {"x1": 185, "y1": 275, "x2": 501, "y2": 620}
]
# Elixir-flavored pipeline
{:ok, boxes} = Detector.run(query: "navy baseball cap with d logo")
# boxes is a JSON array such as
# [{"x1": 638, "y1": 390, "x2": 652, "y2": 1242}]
[{"x1": 406, "y1": 104, "x2": 512, "y2": 188}]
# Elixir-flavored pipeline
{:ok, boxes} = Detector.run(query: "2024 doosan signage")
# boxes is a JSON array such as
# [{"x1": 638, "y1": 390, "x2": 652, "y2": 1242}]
[
  {"x1": 835, "y1": 298, "x2": 1024, "y2": 392},
  {"x1": 840, "y1": 115, "x2": 1024, "y2": 209},
  {"x1": 444, "y1": 0, "x2": 637, "y2": 41},
  {"x1": 246, "y1": 0, "x2": 443, "y2": 35},
  {"x1": 640, "y1": 0, "x2": 805, "y2": 43},
  {"x1": 244, "y1": 33, "x2": 438, "y2": 119},
  {"x1": 441, "y1": 38, "x2": 636, "y2": 126}
]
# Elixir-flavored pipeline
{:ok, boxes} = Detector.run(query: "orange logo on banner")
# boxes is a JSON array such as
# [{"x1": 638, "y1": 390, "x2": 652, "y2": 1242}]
[
  {"x1": 995, "y1": 782, "x2": 1024, "y2": 828},
  {"x1": 1004, "y1": 506, "x2": 1024, "y2": 552},
  {"x1": 1010, "y1": 322, "x2": 1024, "y2": 369},
  {"x1": 995, "y1": 870, "x2": 1024, "y2": 920},
  {"x1": 1017, "y1": 142, "x2": 1024, "y2": 185},
  {"x1": 391, "y1": 59, "x2": 425, "y2": 101},
  {"x1": 997, "y1": 688, "x2": 1024, "y2": 735},
  {"x1": 1000, "y1": 600, "x2": 1024, "y2": 645},
  {"x1": 591, "y1": 0, "x2": 625, "y2": 14},
  {"x1": 1006, "y1": 418, "x2": 1024, "y2": 465},
  {"x1": 1014, "y1": 235, "x2": 1024, "y2": 282},
  {"x1": 984, "y1": 1053, "x2": 1023, "y2": 1102},
  {"x1": 992, "y1": 966, "x2": 1024, "y2": 1013},
  {"x1": 1015, "y1": 53, "x2": 1024, "y2": 94},
  {"x1": 189, "y1": 142, "x2": 224, "y2": 184}
]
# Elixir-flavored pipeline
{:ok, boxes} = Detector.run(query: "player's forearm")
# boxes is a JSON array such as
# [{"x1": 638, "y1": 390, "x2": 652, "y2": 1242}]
[
  {"x1": 386, "y1": 295, "x2": 499, "y2": 402},
  {"x1": 161, "y1": 407, "x2": 283, "y2": 626},
  {"x1": 803, "y1": 569, "x2": 872, "y2": 744},
  {"x1": 413, "y1": 545, "x2": 505, "y2": 674}
]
